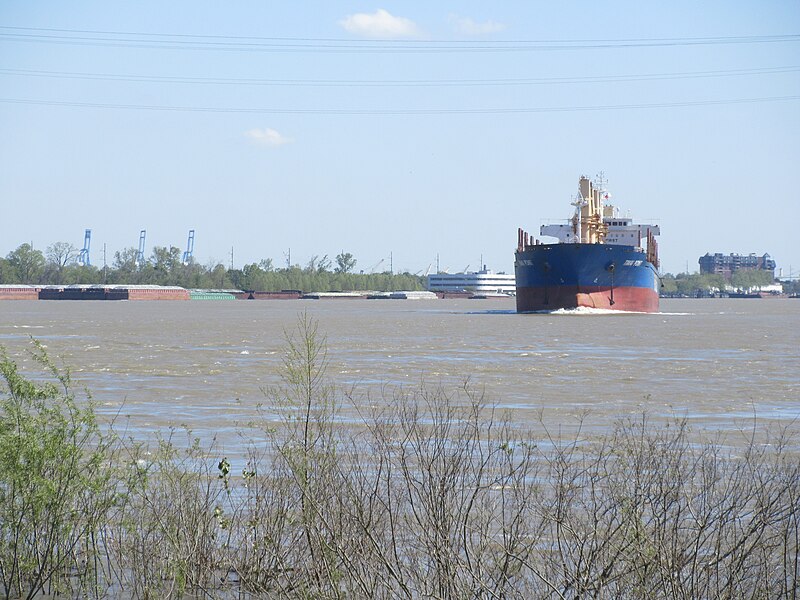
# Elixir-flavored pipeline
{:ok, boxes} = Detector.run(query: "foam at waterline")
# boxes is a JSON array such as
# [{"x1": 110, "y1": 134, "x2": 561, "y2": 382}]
[{"x1": 534, "y1": 306, "x2": 693, "y2": 316}]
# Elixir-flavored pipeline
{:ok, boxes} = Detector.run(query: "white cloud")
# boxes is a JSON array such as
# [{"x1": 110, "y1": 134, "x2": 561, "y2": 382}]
[
  {"x1": 339, "y1": 9, "x2": 421, "y2": 38},
  {"x1": 245, "y1": 128, "x2": 292, "y2": 147},
  {"x1": 448, "y1": 14, "x2": 506, "y2": 35}
]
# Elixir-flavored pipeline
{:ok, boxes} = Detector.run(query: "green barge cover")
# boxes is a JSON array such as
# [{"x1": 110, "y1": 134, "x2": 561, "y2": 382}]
[{"x1": 189, "y1": 291, "x2": 237, "y2": 301}]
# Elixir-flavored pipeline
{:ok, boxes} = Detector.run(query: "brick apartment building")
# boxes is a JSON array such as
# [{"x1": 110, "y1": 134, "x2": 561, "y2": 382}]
[{"x1": 698, "y1": 253, "x2": 776, "y2": 280}]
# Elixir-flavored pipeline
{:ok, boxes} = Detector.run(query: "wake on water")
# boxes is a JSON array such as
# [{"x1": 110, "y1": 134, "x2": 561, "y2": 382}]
[
  {"x1": 467, "y1": 307, "x2": 693, "y2": 316},
  {"x1": 532, "y1": 307, "x2": 693, "y2": 316}
]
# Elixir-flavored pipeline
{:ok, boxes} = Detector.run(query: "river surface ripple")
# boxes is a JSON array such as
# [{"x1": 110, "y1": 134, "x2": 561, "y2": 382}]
[{"x1": 1, "y1": 298, "x2": 798, "y2": 456}]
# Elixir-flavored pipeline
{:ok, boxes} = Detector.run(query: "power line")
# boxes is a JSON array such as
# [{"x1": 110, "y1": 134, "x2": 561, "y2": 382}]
[
  {"x1": 1, "y1": 65, "x2": 797, "y2": 87},
  {"x1": 1, "y1": 95, "x2": 797, "y2": 115},
  {"x1": 1, "y1": 25, "x2": 797, "y2": 45},
  {"x1": 0, "y1": 26, "x2": 798, "y2": 53}
]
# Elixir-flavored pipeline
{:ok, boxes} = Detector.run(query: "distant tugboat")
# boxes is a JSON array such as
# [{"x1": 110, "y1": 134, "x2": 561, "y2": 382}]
[{"x1": 515, "y1": 175, "x2": 661, "y2": 313}]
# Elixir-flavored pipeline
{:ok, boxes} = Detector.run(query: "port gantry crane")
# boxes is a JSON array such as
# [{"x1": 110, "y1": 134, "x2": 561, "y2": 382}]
[
  {"x1": 136, "y1": 230, "x2": 146, "y2": 267},
  {"x1": 77, "y1": 229, "x2": 91, "y2": 266},
  {"x1": 365, "y1": 258, "x2": 384, "y2": 274},
  {"x1": 182, "y1": 229, "x2": 195, "y2": 265}
]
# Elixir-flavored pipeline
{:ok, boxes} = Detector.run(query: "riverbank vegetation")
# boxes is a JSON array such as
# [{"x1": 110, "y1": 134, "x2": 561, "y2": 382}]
[
  {"x1": 659, "y1": 269, "x2": 780, "y2": 296},
  {"x1": 0, "y1": 243, "x2": 424, "y2": 292},
  {"x1": 4, "y1": 241, "x2": 793, "y2": 295},
  {"x1": 1, "y1": 322, "x2": 799, "y2": 598}
]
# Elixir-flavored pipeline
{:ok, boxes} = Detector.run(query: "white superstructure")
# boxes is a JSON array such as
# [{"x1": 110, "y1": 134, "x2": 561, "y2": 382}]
[
  {"x1": 539, "y1": 175, "x2": 659, "y2": 248},
  {"x1": 426, "y1": 269, "x2": 516, "y2": 294},
  {"x1": 541, "y1": 212, "x2": 660, "y2": 246}
]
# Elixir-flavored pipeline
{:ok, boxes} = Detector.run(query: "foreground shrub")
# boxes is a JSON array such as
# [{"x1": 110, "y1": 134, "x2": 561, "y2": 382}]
[{"x1": 0, "y1": 342, "x2": 118, "y2": 600}]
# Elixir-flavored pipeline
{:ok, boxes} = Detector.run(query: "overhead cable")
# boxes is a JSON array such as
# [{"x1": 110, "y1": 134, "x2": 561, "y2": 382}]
[
  {"x1": 0, "y1": 26, "x2": 798, "y2": 53},
  {"x1": 1, "y1": 65, "x2": 798, "y2": 87},
  {"x1": 2, "y1": 95, "x2": 798, "y2": 115}
]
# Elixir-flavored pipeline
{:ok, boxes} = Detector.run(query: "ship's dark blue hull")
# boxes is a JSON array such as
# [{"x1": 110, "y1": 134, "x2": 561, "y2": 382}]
[{"x1": 515, "y1": 243, "x2": 659, "y2": 312}]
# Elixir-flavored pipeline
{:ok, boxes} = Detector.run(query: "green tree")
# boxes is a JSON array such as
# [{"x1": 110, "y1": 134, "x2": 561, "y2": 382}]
[
  {"x1": 0, "y1": 342, "x2": 118, "y2": 598},
  {"x1": 232, "y1": 263, "x2": 271, "y2": 291},
  {"x1": 335, "y1": 251, "x2": 357, "y2": 274},
  {"x1": 659, "y1": 273, "x2": 678, "y2": 295},
  {"x1": 148, "y1": 246, "x2": 183, "y2": 285},
  {"x1": 5, "y1": 244, "x2": 45, "y2": 284},
  {"x1": 305, "y1": 255, "x2": 332, "y2": 274},
  {"x1": 113, "y1": 247, "x2": 139, "y2": 270},
  {"x1": 0, "y1": 258, "x2": 15, "y2": 284},
  {"x1": 672, "y1": 272, "x2": 728, "y2": 296},
  {"x1": 45, "y1": 242, "x2": 78, "y2": 285},
  {"x1": 63, "y1": 263, "x2": 103, "y2": 285},
  {"x1": 209, "y1": 263, "x2": 231, "y2": 288},
  {"x1": 731, "y1": 269, "x2": 774, "y2": 291},
  {"x1": 782, "y1": 279, "x2": 800, "y2": 294}
]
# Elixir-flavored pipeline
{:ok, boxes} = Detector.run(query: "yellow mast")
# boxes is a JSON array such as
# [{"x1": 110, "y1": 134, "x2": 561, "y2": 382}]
[{"x1": 577, "y1": 176, "x2": 608, "y2": 244}]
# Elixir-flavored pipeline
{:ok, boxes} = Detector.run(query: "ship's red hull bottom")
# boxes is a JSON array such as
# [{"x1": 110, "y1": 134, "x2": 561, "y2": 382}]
[{"x1": 516, "y1": 285, "x2": 659, "y2": 313}]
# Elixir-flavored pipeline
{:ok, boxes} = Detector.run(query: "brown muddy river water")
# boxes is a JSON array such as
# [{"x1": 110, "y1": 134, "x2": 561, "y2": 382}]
[{"x1": 1, "y1": 298, "x2": 798, "y2": 457}]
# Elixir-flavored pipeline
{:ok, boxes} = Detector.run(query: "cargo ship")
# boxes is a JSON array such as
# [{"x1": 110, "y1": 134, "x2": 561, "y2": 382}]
[{"x1": 515, "y1": 175, "x2": 661, "y2": 313}]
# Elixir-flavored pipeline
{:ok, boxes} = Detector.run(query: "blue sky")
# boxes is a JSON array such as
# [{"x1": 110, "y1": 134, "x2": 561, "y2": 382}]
[{"x1": 1, "y1": 1, "x2": 798, "y2": 277}]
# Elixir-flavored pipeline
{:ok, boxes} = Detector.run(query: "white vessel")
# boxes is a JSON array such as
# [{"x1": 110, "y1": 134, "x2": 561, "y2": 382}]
[{"x1": 427, "y1": 268, "x2": 516, "y2": 295}]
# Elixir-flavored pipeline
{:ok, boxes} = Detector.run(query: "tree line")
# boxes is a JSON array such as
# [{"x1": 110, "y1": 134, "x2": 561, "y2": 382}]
[
  {"x1": 1, "y1": 241, "x2": 791, "y2": 294},
  {"x1": 0, "y1": 243, "x2": 423, "y2": 292},
  {"x1": 659, "y1": 269, "x2": 781, "y2": 296}
]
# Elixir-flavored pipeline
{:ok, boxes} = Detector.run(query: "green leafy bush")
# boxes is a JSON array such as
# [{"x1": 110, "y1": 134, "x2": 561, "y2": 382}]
[{"x1": 0, "y1": 342, "x2": 117, "y2": 599}]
